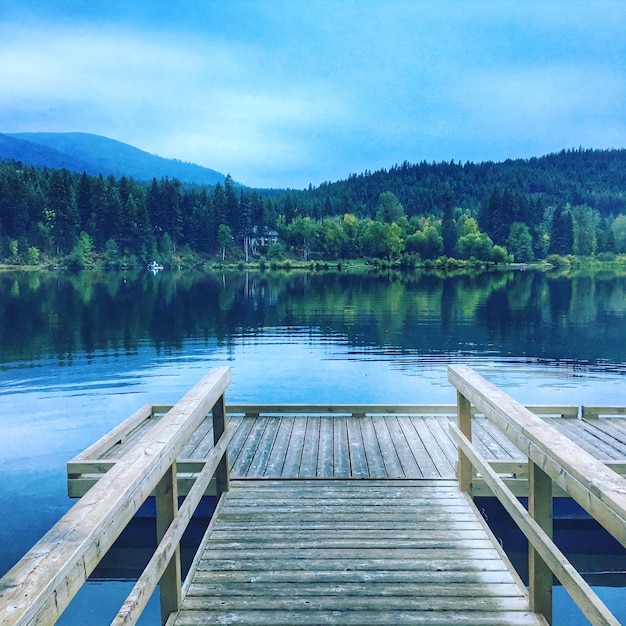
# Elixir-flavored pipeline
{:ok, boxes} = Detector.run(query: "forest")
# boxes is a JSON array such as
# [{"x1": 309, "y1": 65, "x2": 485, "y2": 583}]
[{"x1": 1, "y1": 147, "x2": 626, "y2": 269}]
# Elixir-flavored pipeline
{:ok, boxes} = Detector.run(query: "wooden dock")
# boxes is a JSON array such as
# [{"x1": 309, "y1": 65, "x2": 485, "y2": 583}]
[
  {"x1": 68, "y1": 403, "x2": 626, "y2": 495},
  {"x1": 173, "y1": 479, "x2": 542, "y2": 625},
  {"x1": 2, "y1": 366, "x2": 626, "y2": 625}
]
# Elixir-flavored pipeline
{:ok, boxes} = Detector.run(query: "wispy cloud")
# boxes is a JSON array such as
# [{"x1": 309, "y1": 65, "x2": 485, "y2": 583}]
[{"x1": 1, "y1": 1, "x2": 626, "y2": 187}]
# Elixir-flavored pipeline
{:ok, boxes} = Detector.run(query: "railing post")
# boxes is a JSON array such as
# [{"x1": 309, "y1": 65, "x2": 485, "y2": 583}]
[
  {"x1": 457, "y1": 391, "x2": 472, "y2": 493},
  {"x1": 213, "y1": 393, "x2": 230, "y2": 495},
  {"x1": 529, "y1": 460, "x2": 553, "y2": 624},
  {"x1": 155, "y1": 462, "x2": 182, "y2": 624}
]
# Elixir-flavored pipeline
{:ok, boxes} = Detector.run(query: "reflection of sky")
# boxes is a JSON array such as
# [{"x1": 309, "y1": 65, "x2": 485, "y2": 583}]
[{"x1": 2, "y1": 330, "x2": 624, "y2": 479}]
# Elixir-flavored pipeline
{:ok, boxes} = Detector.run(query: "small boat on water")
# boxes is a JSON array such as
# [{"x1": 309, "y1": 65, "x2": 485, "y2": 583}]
[{"x1": 147, "y1": 260, "x2": 164, "y2": 273}]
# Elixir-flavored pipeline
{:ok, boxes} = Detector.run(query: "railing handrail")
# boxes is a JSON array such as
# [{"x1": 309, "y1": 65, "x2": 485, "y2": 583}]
[
  {"x1": 0, "y1": 366, "x2": 231, "y2": 626},
  {"x1": 449, "y1": 422, "x2": 619, "y2": 626},
  {"x1": 225, "y1": 403, "x2": 579, "y2": 417},
  {"x1": 448, "y1": 364, "x2": 626, "y2": 626},
  {"x1": 112, "y1": 421, "x2": 236, "y2": 625},
  {"x1": 448, "y1": 365, "x2": 626, "y2": 538}
]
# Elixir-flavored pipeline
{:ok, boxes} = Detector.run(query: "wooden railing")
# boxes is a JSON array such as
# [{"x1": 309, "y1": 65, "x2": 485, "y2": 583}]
[
  {"x1": 226, "y1": 403, "x2": 579, "y2": 417},
  {"x1": 448, "y1": 364, "x2": 626, "y2": 626},
  {"x1": 0, "y1": 367, "x2": 232, "y2": 626}
]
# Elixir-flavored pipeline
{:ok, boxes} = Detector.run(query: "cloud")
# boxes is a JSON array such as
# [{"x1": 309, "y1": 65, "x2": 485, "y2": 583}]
[{"x1": 1, "y1": 2, "x2": 626, "y2": 187}]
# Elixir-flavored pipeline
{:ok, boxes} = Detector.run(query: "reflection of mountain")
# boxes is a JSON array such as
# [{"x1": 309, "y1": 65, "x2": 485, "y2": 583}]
[{"x1": 0, "y1": 270, "x2": 625, "y2": 368}]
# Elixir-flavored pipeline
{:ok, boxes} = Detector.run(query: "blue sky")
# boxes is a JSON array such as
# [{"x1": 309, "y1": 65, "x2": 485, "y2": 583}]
[{"x1": 1, "y1": 1, "x2": 625, "y2": 188}]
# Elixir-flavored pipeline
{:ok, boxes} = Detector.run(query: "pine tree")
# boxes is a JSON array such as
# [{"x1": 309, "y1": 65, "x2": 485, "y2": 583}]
[
  {"x1": 441, "y1": 186, "x2": 456, "y2": 256},
  {"x1": 549, "y1": 206, "x2": 574, "y2": 255},
  {"x1": 47, "y1": 169, "x2": 79, "y2": 254}
]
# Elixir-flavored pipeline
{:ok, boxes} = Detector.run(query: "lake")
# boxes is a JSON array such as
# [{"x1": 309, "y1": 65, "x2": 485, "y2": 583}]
[{"x1": 1, "y1": 267, "x2": 625, "y2": 624}]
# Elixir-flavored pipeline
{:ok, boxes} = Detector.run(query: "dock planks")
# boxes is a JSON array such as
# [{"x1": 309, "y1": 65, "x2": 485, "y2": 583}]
[
  {"x1": 67, "y1": 409, "x2": 626, "y2": 497},
  {"x1": 227, "y1": 415, "x2": 486, "y2": 479},
  {"x1": 172, "y1": 479, "x2": 543, "y2": 625}
]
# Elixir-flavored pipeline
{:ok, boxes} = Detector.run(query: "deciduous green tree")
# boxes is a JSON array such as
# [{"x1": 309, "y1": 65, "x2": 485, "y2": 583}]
[
  {"x1": 217, "y1": 223, "x2": 233, "y2": 261},
  {"x1": 610, "y1": 214, "x2": 626, "y2": 253},
  {"x1": 287, "y1": 216, "x2": 319, "y2": 261},
  {"x1": 375, "y1": 191, "x2": 404, "y2": 223},
  {"x1": 506, "y1": 222, "x2": 534, "y2": 262}
]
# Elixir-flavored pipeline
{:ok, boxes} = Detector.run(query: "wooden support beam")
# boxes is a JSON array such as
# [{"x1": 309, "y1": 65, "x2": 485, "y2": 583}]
[
  {"x1": 448, "y1": 365, "x2": 626, "y2": 549},
  {"x1": 0, "y1": 366, "x2": 231, "y2": 626},
  {"x1": 450, "y1": 422, "x2": 620, "y2": 626},
  {"x1": 582, "y1": 406, "x2": 626, "y2": 419},
  {"x1": 457, "y1": 391, "x2": 472, "y2": 492},
  {"x1": 155, "y1": 463, "x2": 181, "y2": 625},
  {"x1": 113, "y1": 422, "x2": 236, "y2": 626},
  {"x1": 212, "y1": 394, "x2": 230, "y2": 495},
  {"x1": 529, "y1": 461, "x2": 553, "y2": 624}
]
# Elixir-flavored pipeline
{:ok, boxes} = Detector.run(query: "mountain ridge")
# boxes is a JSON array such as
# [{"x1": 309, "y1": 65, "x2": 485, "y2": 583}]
[{"x1": 0, "y1": 132, "x2": 226, "y2": 186}]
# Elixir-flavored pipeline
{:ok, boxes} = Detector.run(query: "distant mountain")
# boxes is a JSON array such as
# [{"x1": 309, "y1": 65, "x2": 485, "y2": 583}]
[{"x1": 0, "y1": 132, "x2": 226, "y2": 186}]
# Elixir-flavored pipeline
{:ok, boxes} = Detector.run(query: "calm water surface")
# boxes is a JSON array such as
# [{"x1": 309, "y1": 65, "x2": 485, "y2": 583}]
[{"x1": 1, "y1": 268, "x2": 625, "y2": 624}]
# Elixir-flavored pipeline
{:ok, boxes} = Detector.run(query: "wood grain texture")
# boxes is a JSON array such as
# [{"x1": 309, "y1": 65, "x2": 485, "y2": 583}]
[{"x1": 171, "y1": 479, "x2": 542, "y2": 626}]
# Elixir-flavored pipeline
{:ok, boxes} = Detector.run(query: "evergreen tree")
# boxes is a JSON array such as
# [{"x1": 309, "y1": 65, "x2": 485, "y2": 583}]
[
  {"x1": 213, "y1": 183, "x2": 227, "y2": 231},
  {"x1": 224, "y1": 174, "x2": 239, "y2": 232},
  {"x1": 441, "y1": 187, "x2": 456, "y2": 256},
  {"x1": 47, "y1": 169, "x2": 79, "y2": 254},
  {"x1": 549, "y1": 206, "x2": 574, "y2": 255},
  {"x1": 239, "y1": 190, "x2": 253, "y2": 262}
]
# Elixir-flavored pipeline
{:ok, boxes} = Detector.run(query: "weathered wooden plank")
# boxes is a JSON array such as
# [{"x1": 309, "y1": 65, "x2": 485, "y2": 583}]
[
  {"x1": 475, "y1": 416, "x2": 527, "y2": 459},
  {"x1": 181, "y1": 594, "x2": 534, "y2": 611},
  {"x1": 207, "y1": 528, "x2": 490, "y2": 541},
  {"x1": 215, "y1": 513, "x2": 480, "y2": 524},
  {"x1": 197, "y1": 547, "x2": 504, "y2": 561},
  {"x1": 193, "y1": 556, "x2": 513, "y2": 573},
  {"x1": 223, "y1": 416, "x2": 255, "y2": 470},
  {"x1": 546, "y1": 416, "x2": 625, "y2": 459},
  {"x1": 202, "y1": 537, "x2": 498, "y2": 550},
  {"x1": 300, "y1": 416, "x2": 321, "y2": 477},
  {"x1": 226, "y1": 404, "x2": 461, "y2": 416},
  {"x1": 230, "y1": 416, "x2": 269, "y2": 477},
  {"x1": 583, "y1": 418, "x2": 626, "y2": 449},
  {"x1": 346, "y1": 417, "x2": 369, "y2": 477},
  {"x1": 570, "y1": 419, "x2": 626, "y2": 457},
  {"x1": 263, "y1": 416, "x2": 294, "y2": 477},
  {"x1": 410, "y1": 416, "x2": 455, "y2": 477},
  {"x1": 317, "y1": 416, "x2": 335, "y2": 476},
  {"x1": 247, "y1": 415, "x2": 281, "y2": 476},
  {"x1": 185, "y1": 581, "x2": 526, "y2": 598},
  {"x1": 189, "y1": 568, "x2": 519, "y2": 585},
  {"x1": 173, "y1": 479, "x2": 539, "y2": 626},
  {"x1": 582, "y1": 406, "x2": 626, "y2": 419},
  {"x1": 359, "y1": 417, "x2": 387, "y2": 477},
  {"x1": 396, "y1": 416, "x2": 438, "y2": 477},
  {"x1": 172, "y1": 611, "x2": 544, "y2": 626},
  {"x1": 372, "y1": 415, "x2": 414, "y2": 478},
  {"x1": 332, "y1": 415, "x2": 350, "y2": 477},
  {"x1": 424, "y1": 415, "x2": 458, "y2": 465},
  {"x1": 281, "y1": 415, "x2": 307, "y2": 476},
  {"x1": 178, "y1": 415, "x2": 213, "y2": 458},
  {"x1": 472, "y1": 420, "x2": 518, "y2": 460}
]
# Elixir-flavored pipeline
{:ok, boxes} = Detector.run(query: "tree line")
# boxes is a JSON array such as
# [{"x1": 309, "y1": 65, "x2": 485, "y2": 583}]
[{"x1": 1, "y1": 147, "x2": 626, "y2": 268}]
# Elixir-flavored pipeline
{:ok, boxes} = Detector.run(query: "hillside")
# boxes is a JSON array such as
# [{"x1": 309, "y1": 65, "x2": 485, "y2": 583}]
[
  {"x1": 300, "y1": 148, "x2": 626, "y2": 218},
  {"x1": 0, "y1": 132, "x2": 226, "y2": 186},
  {"x1": 2, "y1": 143, "x2": 626, "y2": 267}
]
